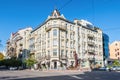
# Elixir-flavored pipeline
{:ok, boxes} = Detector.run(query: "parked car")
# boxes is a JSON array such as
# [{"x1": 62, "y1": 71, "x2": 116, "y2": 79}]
[
  {"x1": 99, "y1": 67, "x2": 109, "y2": 71},
  {"x1": 93, "y1": 67, "x2": 109, "y2": 71},
  {"x1": 9, "y1": 67, "x2": 18, "y2": 70},
  {"x1": 111, "y1": 66, "x2": 120, "y2": 71}
]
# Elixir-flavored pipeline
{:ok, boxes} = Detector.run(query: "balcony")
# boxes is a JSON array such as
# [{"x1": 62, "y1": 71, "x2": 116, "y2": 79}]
[
  {"x1": 30, "y1": 49, "x2": 36, "y2": 54},
  {"x1": 45, "y1": 27, "x2": 52, "y2": 32},
  {"x1": 88, "y1": 57, "x2": 95, "y2": 61},
  {"x1": 45, "y1": 25, "x2": 67, "y2": 32},
  {"x1": 88, "y1": 41, "x2": 95, "y2": 47},
  {"x1": 19, "y1": 48, "x2": 23, "y2": 52},
  {"x1": 88, "y1": 49, "x2": 95, "y2": 55},
  {"x1": 87, "y1": 34, "x2": 94, "y2": 40},
  {"x1": 61, "y1": 55, "x2": 67, "y2": 60},
  {"x1": 46, "y1": 55, "x2": 51, "y2": 60}
]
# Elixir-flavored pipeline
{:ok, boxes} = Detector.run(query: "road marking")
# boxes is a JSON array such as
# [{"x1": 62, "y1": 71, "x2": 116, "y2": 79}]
[{"x1": 71, "y1": 75, "x2": 82, "y2": 79}]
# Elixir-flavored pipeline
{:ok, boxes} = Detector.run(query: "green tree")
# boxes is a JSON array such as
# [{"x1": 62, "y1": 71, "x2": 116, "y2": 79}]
[
  {"x1": 24, "y1": 58, "x2": 37, "y2": 69},
  {"x1": 0, "y1": 52, "x2": 4, "y2": 60},
  {"x1": 113, "y1": 60, "x2": 120, "y2": 66},
  {"x1": 0, "y1": 58, "x2": 22, "y2": 68}
]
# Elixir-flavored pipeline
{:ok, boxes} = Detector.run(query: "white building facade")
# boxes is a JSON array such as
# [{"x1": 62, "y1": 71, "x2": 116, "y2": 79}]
[
  {"x1": 6, "y1": 27, "x2": 32, "y2": 59},
  {"x1": 29, "y1": 9, "x2": 104, "y2": 70}
]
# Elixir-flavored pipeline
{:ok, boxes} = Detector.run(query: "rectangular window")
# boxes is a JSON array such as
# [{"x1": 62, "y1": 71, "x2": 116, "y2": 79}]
[
  {"x1": 53, "y1": 49, "x2": 57, "y2": 56},
  {"x1": 48, "y1": 31, "x2": 50, "y2": 38},
  {"x1": 61, "y1": 50, "x2": 64, "y2": 56},
  {"x1": 53, "y1": 21, "x2": 57, "y2": 24},
  {"x1": 48, "y1": 40, "x2": 50, "y2": 47},
  {"x1": 70, "y1": 34, "x2": 72, "y2": 39},
  {"x1": 66, "y1": 41, "x2": 69, "y2": 47},
  {"x1": 70, "y1": 42, "x2": 72, "y2": 48},
  {"x1": 66, "y1": 50, "x2": 68, "y2": 56},
  {"x1": 61, "y1": 40, "x2": 64, "y2": 47},
  {"x1": 48, "y1": 50, "x2": 50, "y2": 55},
  {"x1": 70, "y1": 51, "x2": 72, "y2": 58},
  {"x1": 53, "y1": 39, "x2": 57, "y2": 46},
  {"x1": 53, "y1": 29, "x2": 57, "y2": 36}
]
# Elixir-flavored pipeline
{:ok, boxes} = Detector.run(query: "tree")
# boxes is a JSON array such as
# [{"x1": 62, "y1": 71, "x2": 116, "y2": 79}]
[
  {"x1": 0, "y1": 52, "x2": 4, "y2": 60},
  {"x1": 0, "y1": 57, "x2": 22, "y2": 68},
  {"x1": 24, "y1": 58, "x2": 37, "y2": 69},
  {"x1": 113, "y1": 60, "x2": 120, "y2": 66}
]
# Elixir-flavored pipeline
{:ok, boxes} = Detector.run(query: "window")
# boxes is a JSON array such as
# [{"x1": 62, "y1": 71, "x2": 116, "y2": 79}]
[
  {"x1": 54, "y1": 14, "x2": 57, "y2": 17},
  {"x1": 61, "y1": 50, "x2": 64, "y2": 56},
  {"x1": 115, "y1": 43, "x2": 118, "y2": 46},
  {"x1": 48, "y1": 40, "x2": 50, "y2": 47},
  {"x1": 70, "y1": 34, "x2": 73, "y2": 39},
  {"x1": 70, "y1": 25, "x2": 72, "y2": 30},
  {"x1": 53, "y1": 39, "x2": 57, "y2": 46},
  {"x1": 118, "y1": 52, "x2": 119, "y2": 55},
  {"x1": 65, "y1": 23, "x2": 67, "y2": 26},
  {"x1": 53, "y1": 49, "x2": 57, "y2": 56},
  {"x1": 48, "y1": 31, "x2": 50, "y2": 38},
  {"x1": 53, "y1": 29, "x2": 57, "y2": 36},
  {"x1": 66, "y1": 50, "x2": 68, "y2": 56},
  {"x1": 82, "y1": 33, "x2": 85, "y2": 39},
  {"x1": 48, "y1": 50, "x2": 50, "y2": 55},
  {"x1": 53, "y1": 21, "x2": 57, "y2": 23},
  {"x1": 70, "y1": 51, "x2": 72, "y2": 58},
  {"x1": 70, "y1": 42, "x2": 72, "y2": 48},
  {"x1": 66, "y1": 41, "x2": 69, "y2": 47}
]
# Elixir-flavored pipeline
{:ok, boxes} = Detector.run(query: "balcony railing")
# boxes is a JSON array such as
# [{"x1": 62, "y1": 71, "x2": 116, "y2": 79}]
[
  {"x1": 45, "y1": 25, "x2": 67, "y2": 32},
  {"x1": 61, "y1": 55, "x2": 67, "y2": 60},
  {"x1": 88, "y1": 41, "x2": 95, "y2": 47},
  {"x1": 88, "y1": 49, "x2": 95, "y2": 55},
  {"x1": 87, "y1": 34, "x2": 94, "y2": 39},
  {"x1": 30, "y1": 50, "x2": 35, "y2": 54},
  {"x1": 46, "y1": 55, "x2": 51, "y2": 60}
]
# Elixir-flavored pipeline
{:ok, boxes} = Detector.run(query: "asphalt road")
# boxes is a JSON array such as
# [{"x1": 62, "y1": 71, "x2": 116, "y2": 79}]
[{"x1": 0, "y1": 70, "x2": 120, "y2": 80}]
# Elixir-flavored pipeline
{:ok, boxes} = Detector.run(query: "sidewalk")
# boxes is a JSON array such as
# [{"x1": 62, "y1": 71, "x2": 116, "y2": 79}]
[{"x1": 42, "y1": 69, "x2": 91, "y2": 73}]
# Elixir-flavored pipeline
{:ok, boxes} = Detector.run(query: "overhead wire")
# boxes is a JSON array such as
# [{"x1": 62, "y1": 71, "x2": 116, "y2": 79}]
[{"x1": 58, "y1": 0, "x2": 73, "y2": 11}]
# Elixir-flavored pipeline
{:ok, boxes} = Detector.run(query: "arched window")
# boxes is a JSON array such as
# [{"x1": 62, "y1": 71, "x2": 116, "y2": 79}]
[{"x1": 53, "y1": 29, "x2": 57, "y2": 36}]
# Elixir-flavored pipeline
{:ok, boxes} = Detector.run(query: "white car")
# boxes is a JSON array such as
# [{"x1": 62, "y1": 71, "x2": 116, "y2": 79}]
[
  {"x1": 9, "y1": 67, "x2": 17, "y2": 70},
  {"x1": 111, "y1": 66, "x2": 120, "y2": 71}
]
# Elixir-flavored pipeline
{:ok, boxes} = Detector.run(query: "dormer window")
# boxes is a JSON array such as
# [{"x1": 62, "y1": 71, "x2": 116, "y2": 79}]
[
  {"x1": 54, "y1": 13, "x2": 57, "y2": 18},
  {"x1": 48, "y1": 9, "x2": 65, "y2": 19},
  {"x1": 51, "y1": 9, "x2": 60, "y2": 17}
]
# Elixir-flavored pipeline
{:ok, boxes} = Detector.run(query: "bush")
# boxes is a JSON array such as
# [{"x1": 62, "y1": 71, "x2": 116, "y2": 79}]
[
  {"x1": 24, "y1": 58, "x2": 37, "y2": 69},
  {"x1": 0, "y1": 58, "x2": 22, "y2": 68},
  {"x1": 113, "y1": 60, "x2": 120, "y2": 66}
]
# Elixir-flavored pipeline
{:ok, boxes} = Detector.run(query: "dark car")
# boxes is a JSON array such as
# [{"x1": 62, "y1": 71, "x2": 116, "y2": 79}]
[{"x1": 93, "y1": 67, "x2": 109, "y2": 71}]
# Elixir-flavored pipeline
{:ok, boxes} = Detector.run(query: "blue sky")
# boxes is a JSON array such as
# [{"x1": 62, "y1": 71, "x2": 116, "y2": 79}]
[{"x1": 0, "y1": 0, "x2": 120, "y2": 51}]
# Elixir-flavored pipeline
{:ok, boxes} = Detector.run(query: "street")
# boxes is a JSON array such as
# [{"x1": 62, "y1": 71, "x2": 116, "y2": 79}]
[{"x1": 0, "y1": 70, "x2": 120, "y2": 80}]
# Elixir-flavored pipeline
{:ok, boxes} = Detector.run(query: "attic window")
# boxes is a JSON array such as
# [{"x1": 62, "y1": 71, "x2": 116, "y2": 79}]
[
  {"x1": 54, "y1": 13, "x2": 57, "y2": 17},
  {"x1": 115, "y1": 43, "x2": 118, "y2": 46}
]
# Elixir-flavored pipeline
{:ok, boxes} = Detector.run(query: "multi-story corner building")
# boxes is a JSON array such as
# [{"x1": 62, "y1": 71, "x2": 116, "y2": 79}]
[
  {"x1": 6, "y1": 27, "x2": 32, "y2": 59},
  {"x1": 103, "y1": 33, "x2": 109, "y2": 66},
  {"x1": 109, "y1": 41, "x2": 120, "y2": 60},
  {"x1": 29, "y1": 9, "x2": 103, "y2": 70}
]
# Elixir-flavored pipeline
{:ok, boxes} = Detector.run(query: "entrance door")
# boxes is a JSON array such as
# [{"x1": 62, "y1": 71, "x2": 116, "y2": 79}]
[{"x1": 54, "y1": 62, "x2": 57, "y2": 69}]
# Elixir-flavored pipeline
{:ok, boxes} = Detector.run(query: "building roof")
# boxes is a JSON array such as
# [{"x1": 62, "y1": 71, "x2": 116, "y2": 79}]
[
  {"x1": 31, "y1": 9, "x2": 102, "y2": 33},
  {"x1": 51, "y1": 9, "x2": 60, "y2": 16},
  {"x1": 31, "y1": 9, "x2": 74, "y2": 33}
]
